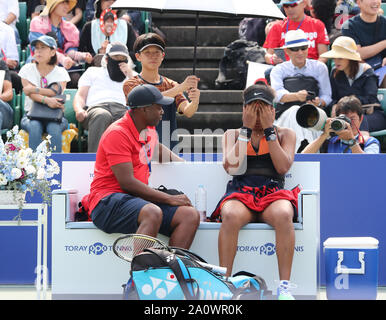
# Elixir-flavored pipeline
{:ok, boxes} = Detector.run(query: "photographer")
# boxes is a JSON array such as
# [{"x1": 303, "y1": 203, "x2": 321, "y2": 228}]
[
  {"x1": 270, "y1": 29, "x2": 331, "y2": 152},
  {"x1": 301, "y1": 96, "x2": 380, "y2": 154}
]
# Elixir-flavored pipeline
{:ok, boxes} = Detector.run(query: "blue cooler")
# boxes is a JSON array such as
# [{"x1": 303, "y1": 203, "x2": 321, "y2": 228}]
[{"x1": 323, "y1": 237, "x2": 379, "y2": 300}]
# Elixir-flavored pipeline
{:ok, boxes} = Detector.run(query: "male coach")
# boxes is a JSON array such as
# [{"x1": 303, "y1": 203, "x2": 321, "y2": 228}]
[{"x1": 88, "y1": 84, "x2": 200, "y2": 249}]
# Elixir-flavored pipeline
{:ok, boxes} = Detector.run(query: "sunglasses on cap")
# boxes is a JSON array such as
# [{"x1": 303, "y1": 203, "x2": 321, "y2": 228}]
[
  {"x1": 283, "y1": 3, "x2": 299, "y2": 8},
  {"x1": 288, "y1": 45, "x2": 308, "y2": 52}
]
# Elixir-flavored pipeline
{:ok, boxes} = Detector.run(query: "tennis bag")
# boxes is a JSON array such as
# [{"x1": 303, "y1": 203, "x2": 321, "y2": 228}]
[{"x1": 123, "y1": 247, "x2": 271, "y2": 300}]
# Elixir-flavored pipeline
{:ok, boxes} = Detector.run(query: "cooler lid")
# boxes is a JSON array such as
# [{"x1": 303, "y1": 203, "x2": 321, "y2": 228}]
[{"x1": 323, "y1": 237, "x2": 379, "y2": 249}]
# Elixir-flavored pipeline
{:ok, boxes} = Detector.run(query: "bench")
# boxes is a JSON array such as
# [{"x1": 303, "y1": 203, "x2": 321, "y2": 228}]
[{"x1": 52, "y1": 161, "x2": 320, "y2": 299}]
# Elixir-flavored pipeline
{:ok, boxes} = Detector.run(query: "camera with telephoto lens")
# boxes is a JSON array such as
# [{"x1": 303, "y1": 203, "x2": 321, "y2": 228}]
[{"x1": 330, "y1": 114, "x2": 351, "y2": 132}]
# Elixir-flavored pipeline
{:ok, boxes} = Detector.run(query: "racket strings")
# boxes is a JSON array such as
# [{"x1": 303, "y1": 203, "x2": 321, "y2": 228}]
[{"x1": 114, "y1": 236, "x2": 166, "y2": 261}]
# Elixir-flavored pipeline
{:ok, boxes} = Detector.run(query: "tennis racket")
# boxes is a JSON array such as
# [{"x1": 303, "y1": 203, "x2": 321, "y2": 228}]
[
  {"x1": 113, "y1": 233, "x2": 227, "y2": 275},
  {"x1": 113, "y1": 234, "x2": 171, "y2": 263}
]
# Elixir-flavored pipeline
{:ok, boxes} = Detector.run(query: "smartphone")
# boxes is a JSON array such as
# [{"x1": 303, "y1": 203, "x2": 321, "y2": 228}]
[
  {"x1": 56, "y1": 94, "x2": 66, "y2": 104},
  {"x1": 274, "y1": 48, "x2": 286, "y2": 62},
  {"x1": 306, "y1": 91, "x2": 316, "y2": 101}
]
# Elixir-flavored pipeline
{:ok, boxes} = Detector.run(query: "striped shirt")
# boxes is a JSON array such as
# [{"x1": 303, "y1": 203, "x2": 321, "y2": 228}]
[{"x1": 123, "y1": 75, "x2": 187, "y2": 112}]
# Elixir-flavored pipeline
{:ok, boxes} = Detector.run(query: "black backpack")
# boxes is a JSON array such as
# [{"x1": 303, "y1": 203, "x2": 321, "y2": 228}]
[{"x1": 215, "y1": 39, "x2": 266, "y2": 90}]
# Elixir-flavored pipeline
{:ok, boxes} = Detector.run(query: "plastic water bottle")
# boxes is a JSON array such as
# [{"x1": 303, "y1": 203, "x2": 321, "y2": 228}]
[{"x1": 195, "y1": 185, "x2": 207, "y2": 222}]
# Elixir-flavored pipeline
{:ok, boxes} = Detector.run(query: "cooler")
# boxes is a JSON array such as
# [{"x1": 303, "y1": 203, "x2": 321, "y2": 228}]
[{"x1": 323, "y1": 237, "x2": 379, "y2": 300}]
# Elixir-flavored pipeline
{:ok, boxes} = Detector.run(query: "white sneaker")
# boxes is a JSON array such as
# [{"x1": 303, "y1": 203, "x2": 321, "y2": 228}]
[{"x1": 276, "y1": 280, "x2": 296, "y2": 300}]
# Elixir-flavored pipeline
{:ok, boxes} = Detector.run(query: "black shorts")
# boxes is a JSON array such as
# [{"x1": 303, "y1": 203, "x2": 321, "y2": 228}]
[{"x1": 91, "y1": 192, "x2": 179, "y2": 236}]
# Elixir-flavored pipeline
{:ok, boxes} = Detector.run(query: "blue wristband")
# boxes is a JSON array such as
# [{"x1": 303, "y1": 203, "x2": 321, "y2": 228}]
[{"x1": 238, "y1": 136, "x2": 250, "y2": 142}]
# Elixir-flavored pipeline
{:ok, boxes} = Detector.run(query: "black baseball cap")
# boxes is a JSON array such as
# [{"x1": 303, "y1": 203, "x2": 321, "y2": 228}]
[
  {"x1": 243, "y1": 84, "x2": 275, "y2": 106},
  {"x1": 127, "y1": 84, "x2": 174, "y2": 108},
  {"x1": 134, "y1": 33, "x2": 166, "y2": 53}
]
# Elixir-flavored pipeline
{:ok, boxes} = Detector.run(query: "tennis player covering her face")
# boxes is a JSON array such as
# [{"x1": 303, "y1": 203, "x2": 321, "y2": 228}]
[
  {"x1": 88, "y1": 84, "x2": 200, "y2": 250},
  {"x1": 210, "y1": 83, "x2": 300, "y2": 300}
]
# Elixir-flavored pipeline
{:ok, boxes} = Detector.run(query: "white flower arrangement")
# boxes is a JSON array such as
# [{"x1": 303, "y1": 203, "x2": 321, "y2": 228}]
[{"x1": 0, "y1": 126, "x2": 60, "y2": 219}]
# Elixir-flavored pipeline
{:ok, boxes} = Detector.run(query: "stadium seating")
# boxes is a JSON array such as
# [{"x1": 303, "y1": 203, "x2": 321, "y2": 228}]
[
  {"x1": 369, "y1": 89, "x2": 386, "y2": 149},
  {"x1": 16, "y1": 2, "x2": 30, "y2": 48}
]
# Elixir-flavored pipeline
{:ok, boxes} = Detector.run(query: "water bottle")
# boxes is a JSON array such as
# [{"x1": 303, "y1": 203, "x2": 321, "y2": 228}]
[{"x1": 195, "y1": 185, "x2": 207, "y2": 222}]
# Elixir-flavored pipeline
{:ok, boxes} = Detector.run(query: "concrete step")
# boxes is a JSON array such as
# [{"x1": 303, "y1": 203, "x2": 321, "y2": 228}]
[
  {"x1": 152, "y1": 12, "x2": 242, "y2": 27},
  {"x1": 177, "y1": 111, "x2": 242, "y2": 131},
  {"x1": 163, "y1": 46, "x2": 225, "y2": 68},
  {"x1": 160, "y1": 26, "x2": 239, "y2": 47},
  {"x1": 199, "y1": 90, "x2": 243, "y2": 104},
  {"x1": 196, "y1": 103, "x2": 241, "y2": 112},
  {"x1": 159, "y1": 67, "x2": 219, "y2": 89}
]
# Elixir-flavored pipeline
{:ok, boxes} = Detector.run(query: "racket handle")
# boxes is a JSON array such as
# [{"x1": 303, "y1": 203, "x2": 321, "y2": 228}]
[{"x1": 197, "y1": 261, "x2": 227, "y2": 275}]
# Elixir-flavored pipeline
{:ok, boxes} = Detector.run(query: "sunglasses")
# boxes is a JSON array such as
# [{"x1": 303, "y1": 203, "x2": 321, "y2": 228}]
[
  {"x1": 288, "y1": 45, "x2": 308, "y2": 52},
  {"x1": 283, "y1": 2, "x2": 299, "y2": 8}
]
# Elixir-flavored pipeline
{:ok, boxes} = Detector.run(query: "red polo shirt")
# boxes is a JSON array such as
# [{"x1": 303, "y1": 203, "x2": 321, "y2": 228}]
[{"x1": 88, "y1": 111, "x2": 159, "y2": 213}]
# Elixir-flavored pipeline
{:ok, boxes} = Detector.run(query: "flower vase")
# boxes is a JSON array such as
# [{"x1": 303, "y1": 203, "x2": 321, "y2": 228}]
[{"x1": 0, "y1": 190, "x2": 27, "y2": 205}]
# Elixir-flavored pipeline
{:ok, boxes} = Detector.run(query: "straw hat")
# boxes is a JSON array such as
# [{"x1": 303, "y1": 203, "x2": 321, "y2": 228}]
[
  {"x1": 282, "y1": 30, "x2": 310, "y2": 49},
  {"x1": 40, "y1": 0, "x2": 77, "y2": 16},
  {"x1": 320, "y1": 36, "x2": 361, "y2": 61}
]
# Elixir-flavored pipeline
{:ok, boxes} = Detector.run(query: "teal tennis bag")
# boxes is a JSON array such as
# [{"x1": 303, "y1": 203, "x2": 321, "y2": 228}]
[{"x1": 123, "y1": 247, "x2": 271, "y2": 300}]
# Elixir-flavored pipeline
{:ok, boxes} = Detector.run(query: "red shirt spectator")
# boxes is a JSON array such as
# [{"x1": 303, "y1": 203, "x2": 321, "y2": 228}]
[
  {"x1": 264, "y1": 0, "x2": 329, "y2": 65},
  {"x1": 264, "y1": 15, "x2": 330, "y2": 61}
]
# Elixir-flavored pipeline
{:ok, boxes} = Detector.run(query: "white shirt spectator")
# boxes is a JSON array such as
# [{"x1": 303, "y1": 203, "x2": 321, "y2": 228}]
[
  {"x1": 270, "y1": 58, "x2": 332, "y2": 153},
  {"x1": 78, "y1": 66, "x2": 127, "y2": 107},
  {"x1": 0, "y1": 0, "x2": 19, "y2": 29},
  {"x1": 0, "y1": 21, "x2": 18, "y2": 62},
  {"x1": 18, "y1": 62, "x2": 70, "y2": 111},
  {"x1": 270, "y1": 58, "x2": 332, "y2": 106}
]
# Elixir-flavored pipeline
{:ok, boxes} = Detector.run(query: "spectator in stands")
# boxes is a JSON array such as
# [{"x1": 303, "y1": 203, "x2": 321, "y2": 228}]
[
  {"x1": 270, "y1": 29, "x2": 332, "y2": 152},
  {"x1": 0, "y1": 59, "x2": 14, "y2": 131},
  {"x1": 73, "y1": 42, "x2": 135, "y2": 153},
  {"x1": 66, "y1": 0, "x2": 87, "y2": 30},
  {"x1": 333, "y1": 0, "x2": 360, "y2": 31},
  {"x1": 239, "y1": 18, "x2": 278, "y2": 47},
  {"x1": 210, "y1": 83, "x2": 299, "y2": 300},
  {"x1": 302, "y1": 95, "x2": 380, "y2": 153},
  {"x1": 320, "y1": 36, "x2": 385, "y2": 133},
  {"x1": 264, "y1": 0, "x2": 330, "y2": 67},
  {"x1": 27, "y1": 1, "x2": 46, "y2": 19},
  {"x1": 121, "y1": 11, "x2": 148, "y2": 36},
  {"x1": 88, "y1": 84, "x2": 200, "y2": 249},
  {"x1": 0, "y1": 0, "x2": 20, "y2": 44},
  {"x1": 85, "y1": 0, "x2": 96, "y2": 22},
  {"x1": 18, "y1": 35, "x2": 70, "y2": 153},
  {"x1": 79, "y1": 0, "x2": 137, "y2": 65},
  {"x1": 342, "y1": 0, "x2": 386, "y2": 87},
  {"x1": 29, "y1": 0, "x2": 93, "y2": 88},
  {"x1": 0, "y1": 20, "x2": 19, "y2": 71},
  {"x1": 309, "y1": 0, "x2": 337, "y2": 35},
  {"x1": 123, "y1": 33, "x2": 201, "y2": 151}
]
